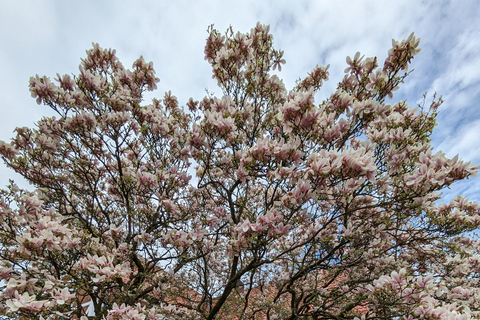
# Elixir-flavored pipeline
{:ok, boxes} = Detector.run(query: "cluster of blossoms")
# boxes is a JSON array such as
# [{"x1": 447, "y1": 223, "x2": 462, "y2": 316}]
[{"x1": 0, "y1": 23, "x2": 479, "y2": 319}]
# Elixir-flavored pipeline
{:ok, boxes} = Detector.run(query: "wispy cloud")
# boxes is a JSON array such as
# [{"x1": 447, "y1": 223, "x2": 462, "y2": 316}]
[{"x1": 0, "y1": 0, "x2": 478, "y2": 200}]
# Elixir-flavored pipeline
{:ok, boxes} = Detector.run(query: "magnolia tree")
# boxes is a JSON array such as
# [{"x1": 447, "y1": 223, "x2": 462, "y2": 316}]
[{"x1": 0, "y1": 23, "x2": 479, "y2": 320}]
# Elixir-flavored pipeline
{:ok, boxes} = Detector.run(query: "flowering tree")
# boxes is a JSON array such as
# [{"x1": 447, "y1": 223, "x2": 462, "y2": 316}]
[{"x1": 0, "y1": 23, "x2": 479, "y2": 320}]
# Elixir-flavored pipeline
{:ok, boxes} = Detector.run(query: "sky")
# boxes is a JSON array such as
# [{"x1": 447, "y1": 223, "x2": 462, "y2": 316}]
[{"x1": 0, "y1": 0, "x2": 479, "y2": 202}]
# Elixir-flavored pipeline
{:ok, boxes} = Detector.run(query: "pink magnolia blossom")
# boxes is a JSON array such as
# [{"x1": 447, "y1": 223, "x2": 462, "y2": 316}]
[{"x1": 0, "y1": 24, "x2": 479, "y2": 320}]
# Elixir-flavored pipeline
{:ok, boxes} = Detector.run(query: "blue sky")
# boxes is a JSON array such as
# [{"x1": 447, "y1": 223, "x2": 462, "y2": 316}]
[{"x1": 0, "y1": 0, "x2": 479, "y2": 202}]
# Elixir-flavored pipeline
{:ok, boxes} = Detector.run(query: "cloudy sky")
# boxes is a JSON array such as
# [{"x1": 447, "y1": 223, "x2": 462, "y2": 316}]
[{"x1": 0, "y1": 0, "x2": 479, "y2": 202}]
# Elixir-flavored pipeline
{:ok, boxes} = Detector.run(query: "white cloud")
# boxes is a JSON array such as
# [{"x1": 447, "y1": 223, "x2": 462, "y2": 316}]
[
  {"x1": 0, "y1": 0, "x2": 478, "y2": 200},
  {"x1": 435, "y1": 118, "x2": 480, "y2": 162},
  {"x1": 0, "y1": 1, "x2": 57, "y2": 49}
]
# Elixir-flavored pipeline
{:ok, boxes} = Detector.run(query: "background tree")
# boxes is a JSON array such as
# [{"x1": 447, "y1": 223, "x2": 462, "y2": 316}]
[{"x1": 0, "y1": 23, "x2": 479, "y2": 319}]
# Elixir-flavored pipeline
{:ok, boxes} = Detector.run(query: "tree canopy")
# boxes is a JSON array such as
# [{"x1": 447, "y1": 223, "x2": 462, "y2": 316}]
[{"x1": 0, "y1": 23, "x2": 479, "y2": 320}]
